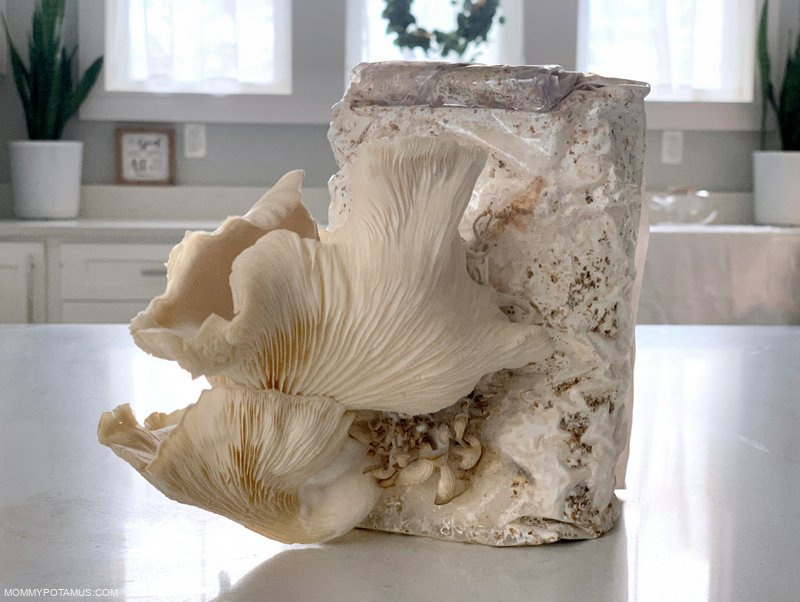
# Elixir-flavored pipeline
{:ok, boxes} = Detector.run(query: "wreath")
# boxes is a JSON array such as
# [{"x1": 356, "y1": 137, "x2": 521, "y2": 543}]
[{"x1": 382, "y1": 0, "x2": 504, "y2": 60}]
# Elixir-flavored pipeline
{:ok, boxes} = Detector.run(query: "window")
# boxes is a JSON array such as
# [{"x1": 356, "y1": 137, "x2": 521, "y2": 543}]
[
  {"x1": 345, "y1": 0, "x2": 524, "y2": 72},
  {"x1": 78, "y1": 0, "x2": 345, "y2": 124},
  {"x1": 75, "y1": 0, "x2": 765, "y2": 129},
  {"x1": 106, "y1": 0, "x2": 291, "y2": 95},
  {"x1": 577, "y1": 0, "x2": 756, "y2": 102}
]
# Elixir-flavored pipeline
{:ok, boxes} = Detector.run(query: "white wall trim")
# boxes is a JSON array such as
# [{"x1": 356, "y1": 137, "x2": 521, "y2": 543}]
[
  {"x1": 80, "y1": 184, "x2": 331, "y2": 223},
  {"x1": 0, "y1": 182, "x2": 331, "y2": 223}
]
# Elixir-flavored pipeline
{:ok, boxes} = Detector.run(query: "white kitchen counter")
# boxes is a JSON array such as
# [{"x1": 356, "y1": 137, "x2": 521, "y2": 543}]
[
  {"x1": 1, "y1": 325, "x2": 799, "y2": 601},
  {"x1": 640, "y1": 225, "x2": 800, "y2": 324},
  {"x1": 4, "y1": 221, "x2": 798, "y2": 326},
  {"x1": 0, "y1": 219, "x2": 218, "y2": 243}
]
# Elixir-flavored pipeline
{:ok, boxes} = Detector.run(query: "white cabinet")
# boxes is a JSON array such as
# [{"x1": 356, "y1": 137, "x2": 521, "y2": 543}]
[
  {"x1": 59, "y1": 244, "x2": 173, "y2": 324},
  {"x1": 0, "y1": 243, "x2": 46, "y2": 323}
]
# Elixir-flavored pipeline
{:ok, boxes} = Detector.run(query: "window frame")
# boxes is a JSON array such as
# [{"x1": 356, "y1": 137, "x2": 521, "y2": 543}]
[
  {"x1": 569, "y1": 0, "x2": 764, "y2": 131},
  {"x1": 77, "y1": 0, "x2": 772, "y2": 130},
  {"x1": 78, "y1": 0, "x2": 344, "y2": 125},
  {"x1": 344, "y1": 0, "x2": 525, "y2": 72},
  {"x1": 104, "y1": 0, "x2": 292, "y2": 96}
]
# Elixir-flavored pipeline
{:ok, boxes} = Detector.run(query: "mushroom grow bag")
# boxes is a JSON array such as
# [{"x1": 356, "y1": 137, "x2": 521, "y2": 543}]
[{"x1": 327, "y1": 62, "x2": 650, "y2": 545}]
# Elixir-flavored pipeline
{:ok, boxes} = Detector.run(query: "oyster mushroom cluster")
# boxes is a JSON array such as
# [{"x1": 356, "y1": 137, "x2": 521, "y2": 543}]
[
  {"x1": 350, "y1": 386, "x2": 494, "y2": 506},
  {"x1": 98, "y1": 136, "x2": 552, "y2": 544}
]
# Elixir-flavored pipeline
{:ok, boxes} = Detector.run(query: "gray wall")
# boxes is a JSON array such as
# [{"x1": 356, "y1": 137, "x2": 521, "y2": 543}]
[
  {"x1": 0, "y1": 0, "x2": 340, "y2": 188},
  {"x1": 0, "y1": 0, "x2": 771, "y2": 196}
]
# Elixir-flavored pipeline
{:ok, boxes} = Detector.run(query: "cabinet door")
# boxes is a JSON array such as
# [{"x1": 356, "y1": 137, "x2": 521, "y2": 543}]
[
  {"x1": 60, "y1": 243, "x2": 173, "y2": 324},
  {"x1": 0, "y1": 243, "x2": 46, "y2": 323},
  {"x1": 61, "y1": 244, "x2": 173, "y2": 301}
]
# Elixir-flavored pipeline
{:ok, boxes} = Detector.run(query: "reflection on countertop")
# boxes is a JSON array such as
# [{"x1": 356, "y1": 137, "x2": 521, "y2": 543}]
[{"x1": 1, "y1": 325, "x2": 799, "y2": 601}]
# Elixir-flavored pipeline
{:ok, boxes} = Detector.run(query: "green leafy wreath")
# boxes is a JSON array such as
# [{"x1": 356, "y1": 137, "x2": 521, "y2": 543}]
[{"x1": 382, "y1": 0, "x2": 504, "y2": 60}]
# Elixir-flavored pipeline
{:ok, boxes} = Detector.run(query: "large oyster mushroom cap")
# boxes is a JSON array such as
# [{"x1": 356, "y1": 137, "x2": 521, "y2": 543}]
[
  {"x1": 131, "y1": 169, "x2": 318, "y2": 376},
  {"x1": 98, "y1": 387, "x2": 378, "y2": 544},
  {"x1": 210, "y1": 137, "x2": 552, "y2": 413},
  {"x1": 134, "y1": 137, "x2": 552, "y2": 414}
]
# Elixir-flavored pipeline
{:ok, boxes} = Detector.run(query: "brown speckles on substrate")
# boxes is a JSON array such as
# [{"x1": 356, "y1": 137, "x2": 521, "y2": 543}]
[
  {"x1": 472, "y1": 177, "x2": 546, "y2": 241},
  {"x1": 520, "y1": 394, "x2": 554, "y2": 412},
  {"x1": 584, "y1": 390, "x2": 616, "y2": 414},
  {"x1": 563, "y1": 483, "x2": 607, "y2": 536},
  {"x1": 548, "y1": 373, "x2": 619, "y2": 416},
  {"x1": 510, "y1": 474, "x2": 530, "y2": 499},
  {"x1": 590, "y1": 299, "x2": 619, "y2": 339},
  {"x1": 553, "y1": 376, "x2": 582, "y2": 395},
  {"x1": 559, "y1": 411, "x2": 593, "y2": 469}
]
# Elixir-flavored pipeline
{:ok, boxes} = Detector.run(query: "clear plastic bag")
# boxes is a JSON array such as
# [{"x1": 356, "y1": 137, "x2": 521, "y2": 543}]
[{"x1": 328, "y1": 62, "x2": 650, "y2": 545}]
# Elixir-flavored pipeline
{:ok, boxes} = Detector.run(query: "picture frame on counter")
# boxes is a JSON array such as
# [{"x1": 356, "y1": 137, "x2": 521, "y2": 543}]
[{"x1": 115, "y1": 127, "x2": 176, "y2": 185}]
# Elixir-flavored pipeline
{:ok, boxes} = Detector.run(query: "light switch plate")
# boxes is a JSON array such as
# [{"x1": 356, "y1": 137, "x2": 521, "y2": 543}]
[
  {"x1": 661, "y1": 130, "x2": 683, "y2": 165},
  {"x1": 184, "y1": 124, "x2": 206, "y2": 158}
]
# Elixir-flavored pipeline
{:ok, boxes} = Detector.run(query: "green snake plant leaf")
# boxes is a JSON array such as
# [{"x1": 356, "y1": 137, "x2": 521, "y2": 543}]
[
  {"x1": 4, "y1": 0, "x2": 102, "y2": 140},
  {"x1": 3, "y1": 16, "x2": 34, "y2": 136},
  {"x1": 778, "y1": 33, "x2": 800, "y2": 150},
  {"x1": 70, "y1": 56, "x2": 104, "y2": 120},
  {"x1": 54, "y1": 46, "x2": 74, "y2": 140},
  {"x1": 757, "y1": 0, "x2": 777, "y2": 149}
]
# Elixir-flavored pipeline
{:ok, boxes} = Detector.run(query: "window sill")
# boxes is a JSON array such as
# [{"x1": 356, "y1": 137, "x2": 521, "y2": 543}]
[{"x1": 78, "y1": 91, "x2": 332, "y2": 125}]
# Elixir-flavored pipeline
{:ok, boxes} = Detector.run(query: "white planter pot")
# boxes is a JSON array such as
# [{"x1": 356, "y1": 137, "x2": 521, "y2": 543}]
[
  {"x1": 8, "y1": 141, "x2": 84, "y2": 219},
  {"x1": 753, "y1": 151, "x2": 800, "y2": 226}
]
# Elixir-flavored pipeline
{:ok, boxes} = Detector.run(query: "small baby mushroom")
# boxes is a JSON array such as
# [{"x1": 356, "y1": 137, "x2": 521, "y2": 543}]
[
  {"x1": 396, "y1": 458, "x2": 437, "y2": 486},
  {"x1": 452, "y1": 434, "x2": 483, "y2": 470},
  {"x1": 366, "y1": 465, "x2": 397, "y2": 481},
  {"x1": 435, "y1": 463, "x2": 466, "y2": 506},
  {"x1": 452, "y1": 412, "x2": 469, "y2": 442}
]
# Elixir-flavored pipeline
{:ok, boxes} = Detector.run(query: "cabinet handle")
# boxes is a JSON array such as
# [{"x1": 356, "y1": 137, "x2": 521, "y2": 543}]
[{"x1": 141, "y1": 268, "x2": 168, "y2": 277}]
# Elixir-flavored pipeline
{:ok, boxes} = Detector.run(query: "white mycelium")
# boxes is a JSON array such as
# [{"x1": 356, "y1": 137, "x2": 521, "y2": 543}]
[{"x1": 328, "y1": 63, "x2": 649, "y2": 545}]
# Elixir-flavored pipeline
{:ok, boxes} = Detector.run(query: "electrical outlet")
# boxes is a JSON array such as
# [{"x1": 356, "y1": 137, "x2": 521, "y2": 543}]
[
  {"x1": 661, "y1": 130, "x2": 683, "y2": 165},
  {"x1": 184, "y1": 124, "x2": 206, "y2": 158}
]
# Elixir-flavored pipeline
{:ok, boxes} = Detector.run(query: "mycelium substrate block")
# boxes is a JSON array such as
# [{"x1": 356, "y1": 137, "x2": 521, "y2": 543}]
[{"x1": 327, "y1": 63, "x2": 649, "y2": 545}]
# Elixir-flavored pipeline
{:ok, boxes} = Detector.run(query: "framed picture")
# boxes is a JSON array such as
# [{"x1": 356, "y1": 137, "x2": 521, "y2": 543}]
[{"x1": 115, "y1": 127, "x2": 176, "y2": 185}]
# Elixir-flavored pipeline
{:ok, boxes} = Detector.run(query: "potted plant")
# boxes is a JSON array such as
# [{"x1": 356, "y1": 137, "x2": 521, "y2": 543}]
[
  {"x1": 3, "y1": 0, "x2": 103, "y2": 219},
  {"x1": 753, "y1": 0, "x2": 800, "y2": 225}
]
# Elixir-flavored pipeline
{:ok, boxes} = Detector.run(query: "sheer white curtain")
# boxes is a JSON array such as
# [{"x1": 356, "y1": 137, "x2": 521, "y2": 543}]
[
  {"x1": 345, "y1": 0, "x2": 524, "y2": 73},
  {"x1": 577, "y1": 0, "x2": 756, "y2": 102},
  {"x1": 105, "y1": 0, "x2": 291, "y2": 95}
]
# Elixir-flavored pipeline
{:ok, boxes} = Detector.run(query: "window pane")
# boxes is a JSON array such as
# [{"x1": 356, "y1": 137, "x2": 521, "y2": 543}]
[
  {"x1": 105, "y1": 0, "x2": 291, "y2": 95},
  {"x1": 577, "y1": 0, "x2": 755, "y2": 102},
  {"x1": 346, "y1": 0, "x2": 524, "y2": 71}
]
